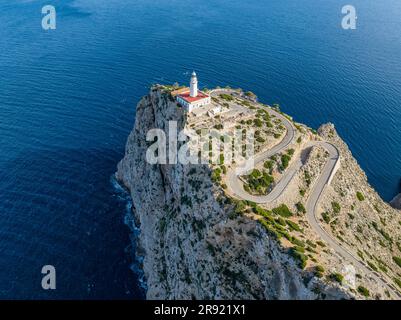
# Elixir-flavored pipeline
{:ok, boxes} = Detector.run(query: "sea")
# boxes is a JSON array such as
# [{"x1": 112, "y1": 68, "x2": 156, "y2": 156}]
[{"x1": 0, "y1": 0, "x2": 400, "y2": 299}]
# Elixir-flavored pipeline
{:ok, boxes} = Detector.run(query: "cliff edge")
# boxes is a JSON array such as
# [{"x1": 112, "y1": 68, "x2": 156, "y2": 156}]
[
  {"x1": 116, "y1": 86, "x2": 401, "y2": 300},
  {"x1": 116, "y1": 87, "x2": 350, "y2": 299},
  {"x1": 391, "y1": 193, "x2": 401, "y2": 210}
]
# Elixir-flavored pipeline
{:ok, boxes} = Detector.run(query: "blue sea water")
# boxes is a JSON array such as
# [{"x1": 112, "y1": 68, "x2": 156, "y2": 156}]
[{"x1": 0, "y1": 0, "x2": 400, "y2": 299}]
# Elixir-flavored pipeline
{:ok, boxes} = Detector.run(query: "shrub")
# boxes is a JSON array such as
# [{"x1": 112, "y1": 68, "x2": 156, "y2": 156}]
[
  {"x1": 304, "y1": 171, "x2": 311, "y2": 186},
  {"x1": 367, "y1": 261, "x2": 378, "y2": 272},
  {"x1": 259, "y1": 219, "x2": 280, "y2": 240},
  {"x1": 254, "y1": 118, "x2": 263, "y2": 127},
  {"x1": 392, "y1": 256, "x2": 401, "y2": 269},
  {"x1": 244, "y1": 91, "x2": 256, "y2": 98},
  {"x1": 272, "y1": 204, "x2": 293, "y2": 217},
  {"x1": 233, "y1": 200, "x2": 246, "y2": 214},
  {"x1": 287, "y1": 148, "x2": 295, "y2": 156},
  {"x1": 211, "y1": 169, "x2": 222, "y2": 183},
  {"x1": 394, "y1": 278, "x2": 401, "y2": 289},
  {"x1": 356, "y1": 192, "x2": 365, "y2": 201},
  {"x1": 329, "y1": 273, "x2": 344, "y2": 284},
  {"x1": 250, "y1": 169, "x2": 261, "y2": 178},
  {"x1": 306, "y1": 240, "x2": 317, "y2": 248},
  {"x1": 331, "y1": 202, "x2": 341, "y2": 214},
  {"x1": 264, "y1": 160, "x2": 274, "y2": 171},
  {"x1": 289, "y1": 248, "x2": 308, "y2": 269},
  {"x1": 322, "y1": 212, "x2": 330, "y2": 223},
  {"x1": 276, "y1": 217, "x2": 286, "y2": 226},
  {"x1": 244, "y1": 170, "x2": 274, "y2": 195},
  {"x1": 280, "y1": 154, "x2": 291, "y2": 170},
  {"x1": 315, "y1": 265, "x2": 324, "y2": 278},
  {"x1": 295, "y1": 202, "x2": 306, "y2": 214},
  {"x1": 219, "y1": 94, "x2": 233, "y2": 101},
  {"x1": 290, "y1": 237, "x2": 305, "y2": 247},
  {"x1": 286, "y1": 220, "x2": 302, "y2": 232},
  {"x1": 316, "y1": 265, "x2": 324, "y2": 273},
  {"x1": 357, "y1": 286, "x2": 370, "y2": 297}
]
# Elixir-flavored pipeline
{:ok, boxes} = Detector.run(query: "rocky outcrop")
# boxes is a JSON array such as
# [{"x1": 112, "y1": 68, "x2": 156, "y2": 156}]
[
  {"x1": 116, "y1": 87, "x2": 349, "y2": 300},
  {"x1": 390, "y1": 193, "x2": 401, "y2": 210}
]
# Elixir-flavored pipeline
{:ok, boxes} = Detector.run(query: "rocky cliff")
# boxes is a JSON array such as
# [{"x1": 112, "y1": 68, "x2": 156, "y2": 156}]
[
  {"x1": 391, "y1": 193, "x2": 401, "y2": 210},
  {"x1": 116, "y1": 87, "x2": 351, "y2": 300}
]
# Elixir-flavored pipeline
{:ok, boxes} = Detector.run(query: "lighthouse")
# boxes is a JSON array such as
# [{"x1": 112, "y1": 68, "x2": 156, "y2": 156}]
[
  {"x1": 190, "y1": 71, "x2": 198, "y2": 97},
  {"x1": 173, "y1": 71, "x2": 211, "y2": 112}
]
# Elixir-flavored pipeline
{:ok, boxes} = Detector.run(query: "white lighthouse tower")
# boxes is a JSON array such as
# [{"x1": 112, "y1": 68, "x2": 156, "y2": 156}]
[
  {"x1": 174, "y1": 71, "x2": 211, "y2": 112},
  {"x1": 190, "y1": 71, "x2": 198, "y2": 97}
]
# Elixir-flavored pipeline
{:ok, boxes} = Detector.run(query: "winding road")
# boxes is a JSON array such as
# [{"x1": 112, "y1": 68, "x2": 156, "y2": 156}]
[{"x1": 210, "y1": 89, "x2": 401, "y2": 299}]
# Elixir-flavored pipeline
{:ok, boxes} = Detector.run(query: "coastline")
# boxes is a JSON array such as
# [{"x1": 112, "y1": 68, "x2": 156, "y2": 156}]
[
  {"x1": 116, "y1": 85, "x2": 401, "y2": 299},
  {"x1": 111, "y1": 175, "x2": 147, "y2": 297}
]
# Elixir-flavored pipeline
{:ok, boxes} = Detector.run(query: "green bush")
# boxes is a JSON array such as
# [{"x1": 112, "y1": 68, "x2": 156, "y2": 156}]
[
  {"x1": 304, "y1": 171, "x2": 311, "y2": 186},
  {"x1": 280, "y1": 154, "x2": 291, "y2": 170},
  {"x1": 306, "y1": 240, "x2": 317, "y2": 248},
  {"x1": 316, "y1": 265, "x2": 324, "y2": 273},
  {"x1": 295, "y1": 202, "x2": 306, "y2": 214},
  {"x1": 356, "y1": 192, "x2": 365, "y2": 201},
  {"x1": 233, "y1": 200, "x2": 246, "y2": 214},
  {"x1": 367, "y1": 261, "x2": 378, "y2": 272},
  {"x1": 244, "y1": 91, "x2": 256, "y2": 98},
  {"x1": 244, "y1": 169, "x2": 274, "y2": 195},
  {"x1": 394, "y1": 278, "x2": 401, "y2": 289},
  {"x1": 315, "y1": 265, "x2": 324, "y2": 278},
  {"x1": 219, "y1": 94, "x2": 233, "y2": 101},
  {"x1": 219, "y1": 154, "x2": 225, "y2": 164},
  {"x1": 289, "y1": 248, "x2": 308, "y2": 269},
  {"x1": 329, "y1": 273, "x2": 344, "y2": 284},
  {"x1": 392, "y1": 256, "x2": 401, "y2": 268},
  {"x1": 322, "y1": 212, "x2": 330, "y2": 223},
  {"x1": 259, "y1": 219, "x2": 280, "y2": 240},
  {"x1": 272, "y1": 204, "x2": 293, "y2": 217},
  {"x1": 276, "y1": 217, "x2": 286, "y2": 226},
  {"x1": 357, "y1": 286, "x2": 370, "y2": 297},
  {"x1": 264, "y1": 160, "x2": 274, "y2": 171},
  {"x1": 254, "y1": 118, "x2": 263, "y2": 127},
  {"x1": 290, "y1": 236, "x2": 305, "y2": 247},
  {"x1": 331, "y1": 201, "x2": 341, "y2": 214},
  {"x1": 286, "y1": 220, "x2": 302, "y2": 232}
]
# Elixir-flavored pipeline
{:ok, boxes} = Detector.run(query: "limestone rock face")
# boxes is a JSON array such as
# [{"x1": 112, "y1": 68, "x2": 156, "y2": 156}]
[
  {"x1": 116, "y1": 87, "x2": 349, "y2": 300},
  {"x1": 391, "y1": 193, "x2": 401, "y2": 210}
]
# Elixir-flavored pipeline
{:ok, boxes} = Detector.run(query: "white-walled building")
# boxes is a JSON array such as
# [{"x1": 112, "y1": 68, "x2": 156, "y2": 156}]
[{"x1": 175, "y1": 72, "x2": 211, "y2": 112}]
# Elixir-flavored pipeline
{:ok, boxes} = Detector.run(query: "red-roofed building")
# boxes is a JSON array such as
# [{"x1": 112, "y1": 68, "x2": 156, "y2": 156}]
[{"x1": 176, "y1": 72, "x2": 211, "y2": 112}]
